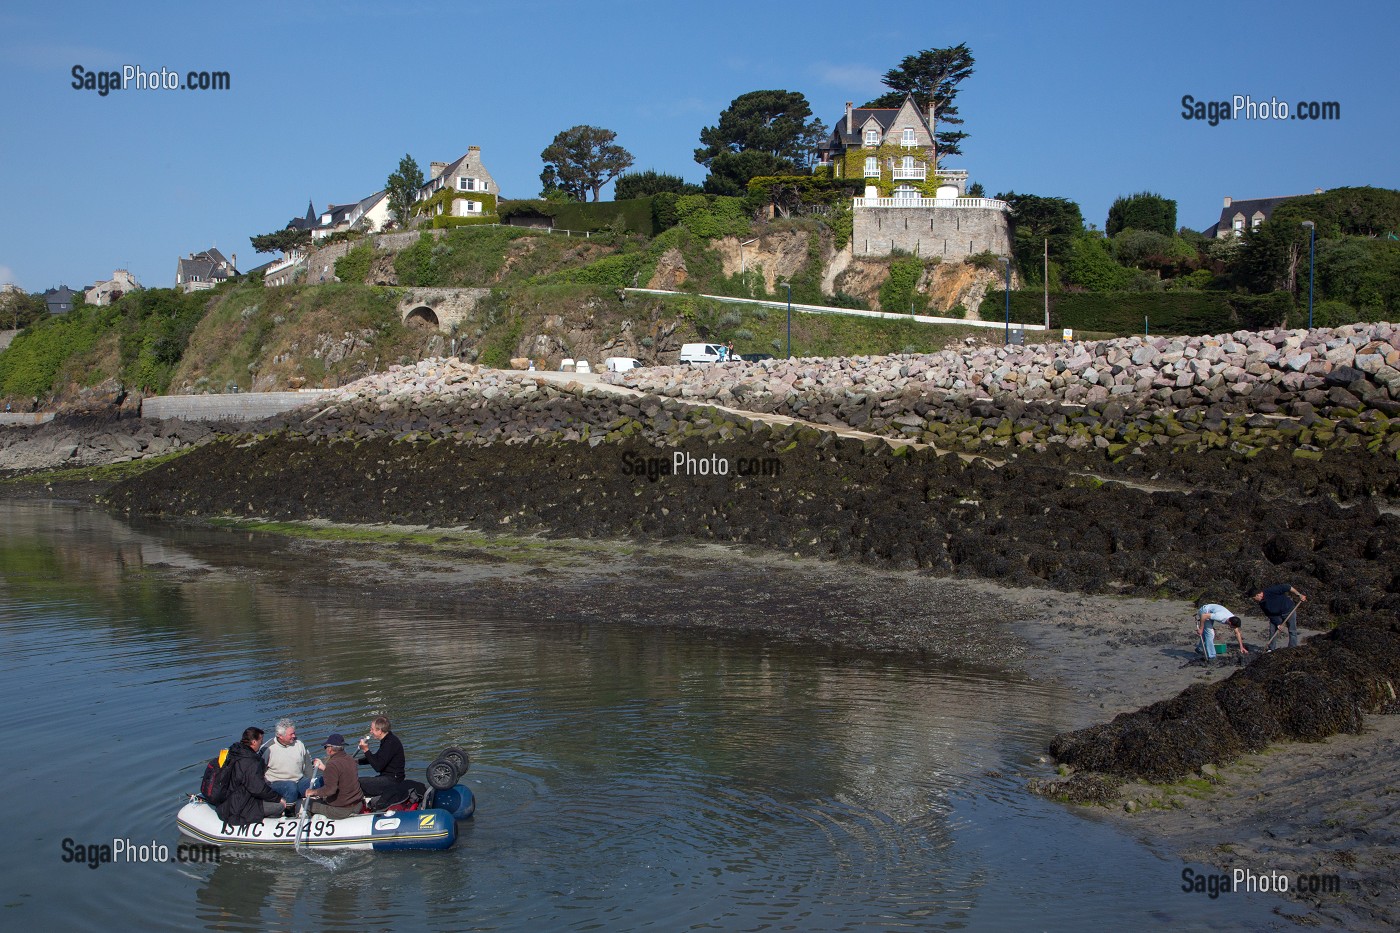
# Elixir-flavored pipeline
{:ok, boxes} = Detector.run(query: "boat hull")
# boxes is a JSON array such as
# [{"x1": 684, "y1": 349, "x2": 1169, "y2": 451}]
[{"x1": 177, "y1": 800, "x2": 456, "y2": 851}]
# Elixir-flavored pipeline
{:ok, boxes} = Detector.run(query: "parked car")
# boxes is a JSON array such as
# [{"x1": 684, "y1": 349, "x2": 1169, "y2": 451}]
[
  {"x1": 679, "y1": 343, "x2": 725, "y2": 365},
  {"x1": 739, "y1": 353, "x2": 774, "y2": 362},
  {"x1": 575, "y1": 360, "x2": 592, "y2": 374},
  {"x1": 605, "y1": 357, "x2": 641, "y2": 373}
]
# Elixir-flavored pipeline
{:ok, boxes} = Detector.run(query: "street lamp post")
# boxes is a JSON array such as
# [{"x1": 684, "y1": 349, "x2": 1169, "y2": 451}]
[
  {"x1": 781, "y1": 282, "x2": 792, "y2": 359},
  {"x1": 1300, "y1": 220, "x2": 1316, "y2": 329},
  {"x1": 998, "y1": 257, "x2": 1011, "y2": 345}
]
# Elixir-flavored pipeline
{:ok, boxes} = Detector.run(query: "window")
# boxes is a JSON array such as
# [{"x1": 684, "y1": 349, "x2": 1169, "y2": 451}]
[
  {"x1": 458, "y1": 177, "x2": 483, "y2": 191},
  {"x1": 1251, "y1": 212, "x2": 1265, "y2": 228},
  {"x1": 864, "y1": 156, "x2": 880, "y2": 177},
  {"x1": 1232, "y1": 214, "x2": 1245, "y2": 233},
  {"x1": 901, "y1": 127, "x2": 916, "y2": 146},
  {"x1": 863, "y1": 128, "x2": 879, "y2": 147},
  {"x1": 893, "y1": 185, "x2": 919, "y2": 201}
]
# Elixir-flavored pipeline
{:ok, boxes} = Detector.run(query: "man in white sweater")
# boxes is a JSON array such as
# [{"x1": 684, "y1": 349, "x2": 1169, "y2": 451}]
[{"x1": 261, "y1": 718, "x2": 312, "y2": 802}]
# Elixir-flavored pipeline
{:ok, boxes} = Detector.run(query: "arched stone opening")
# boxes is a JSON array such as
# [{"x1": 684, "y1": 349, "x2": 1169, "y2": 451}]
[{"x1": 404, "y1": 305, "x2": 440, "y2": 329}]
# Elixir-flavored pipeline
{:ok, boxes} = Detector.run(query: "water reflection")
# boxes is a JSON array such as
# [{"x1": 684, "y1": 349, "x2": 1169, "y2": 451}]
[{"x1": 0, "y1": 501, "x2": 1287, "y2": 931}]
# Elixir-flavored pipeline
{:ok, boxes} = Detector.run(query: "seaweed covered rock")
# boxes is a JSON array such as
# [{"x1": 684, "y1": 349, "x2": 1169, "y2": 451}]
[{"x1": 1049, "y1": 616, "x2": 1400, "y2": 781}]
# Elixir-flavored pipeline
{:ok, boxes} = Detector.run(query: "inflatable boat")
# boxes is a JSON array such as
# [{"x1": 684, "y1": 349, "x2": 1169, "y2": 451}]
[{"x1": 177, "y1": 747, "x2": 474, "y2": 851}]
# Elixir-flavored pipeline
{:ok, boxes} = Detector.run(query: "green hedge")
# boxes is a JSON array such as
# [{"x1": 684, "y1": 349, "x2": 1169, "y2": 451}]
[
  {"x1": 498, "y1": 197, "x2": 658, "y2": 235},
  {"x1": 551, "y1": 197, "x2": 656, "y2": 235}
]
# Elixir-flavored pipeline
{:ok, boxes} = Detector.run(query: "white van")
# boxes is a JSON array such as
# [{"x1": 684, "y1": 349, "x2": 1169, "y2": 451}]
[
  {"x1": 679, "y1": 343, "x2": 724, "y2": 365},
  {"x1": 605, "y1": 357, "x2": 641, "y2": 373}
]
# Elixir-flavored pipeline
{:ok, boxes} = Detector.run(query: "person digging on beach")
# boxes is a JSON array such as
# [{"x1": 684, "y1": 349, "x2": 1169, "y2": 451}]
[
  {"x1": 1254, "y1": 584, "x2": 1308, "y2": 650},
  {"x1": 1197, "y1": 604, "x2": 1248, "y2": 664}
]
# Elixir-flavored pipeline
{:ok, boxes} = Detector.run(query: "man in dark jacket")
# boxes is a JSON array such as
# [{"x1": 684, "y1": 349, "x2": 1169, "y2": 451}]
[
  {"x1": 215, "y1": 727, "x2": 287, "y2": 826},
  {"x1": 1254, "y1": 583, "x2": 1308, "y2": 650},
  {"x1": 356, "y1": 716, "x2": 406, "y2": 799}
]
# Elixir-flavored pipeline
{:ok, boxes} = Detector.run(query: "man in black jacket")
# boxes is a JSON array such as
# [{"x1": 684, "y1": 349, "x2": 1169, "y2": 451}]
[
  {"x1": 356, "y1": 716, "x2": 406, "y2": 799},
  {"x1": 216, "y1": 727, "x2": 288, "y2": 826}
]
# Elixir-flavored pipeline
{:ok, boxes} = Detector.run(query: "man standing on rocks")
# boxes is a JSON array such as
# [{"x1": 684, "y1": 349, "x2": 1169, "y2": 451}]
[
  {"x1": 1197, "y1": 604, "x2": 1248, "y2": 663},
  {"x1": 1254, "y1": 584, "x2": 1308, "y2": 650}
]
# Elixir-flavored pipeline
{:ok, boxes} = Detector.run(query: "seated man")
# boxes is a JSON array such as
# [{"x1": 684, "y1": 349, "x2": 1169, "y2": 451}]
[
  {"x1": 305, "y1": 734, "x2": 364, "y2": 819},
  {"x1": 261, "y1": 718, "x2": 311, "y2": 802},
  {"x1": 356, "y1": 716, "x2": 406, "y2": 799},
  {"x1": 215, "y1": 727, "x2": 289, "y2": 826}
]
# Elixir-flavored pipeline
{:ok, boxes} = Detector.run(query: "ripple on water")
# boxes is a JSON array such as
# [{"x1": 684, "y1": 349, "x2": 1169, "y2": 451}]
[{"x1": 0, "y1": 501, "x2": 1292, "y2": 932}]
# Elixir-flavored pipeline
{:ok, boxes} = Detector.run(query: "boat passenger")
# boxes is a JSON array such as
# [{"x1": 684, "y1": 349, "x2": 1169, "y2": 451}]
[
  {"x1": 306, "y1": 734, "x2": 364, "y2": 819},
  {"x1": 261, "y1": 718, "x2": 312, "y2": 802},
  {"x1": 356, "y1": 716, "x2": 406, "y2": 799},
  {"x1": 216, "y1": 727, "x2": 289, "y2": 826}
]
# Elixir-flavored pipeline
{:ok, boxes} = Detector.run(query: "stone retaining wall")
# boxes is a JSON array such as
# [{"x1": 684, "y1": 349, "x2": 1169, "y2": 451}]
[
  {"x1": 142, "y1": 391, "x2": 332, "y2": 422},
  {"x1": 852, "y1": 206, "x2": 1012, "y2": 259}
]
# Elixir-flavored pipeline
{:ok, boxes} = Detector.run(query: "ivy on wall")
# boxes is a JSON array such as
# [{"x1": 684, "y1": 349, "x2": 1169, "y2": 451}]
[
  {"x1": 837, "y1": 145, "x2": 947, "y2": 198},
  {"x1": 413, "y1": 188, "x2": 498, "y2": 224}
]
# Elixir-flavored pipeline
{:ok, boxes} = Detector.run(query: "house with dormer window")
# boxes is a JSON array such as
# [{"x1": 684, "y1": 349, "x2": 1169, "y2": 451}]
[
  {"x1": 414, "y1": 146, "x2": 499, "y2": 223},
  {"x1": 814, "y1": 94, "x2": 969, "y2": 199},
  {"x1": 812, "y1": 94, "x2": 1010, "y2": 258},
  {"x1": 1203, "y1": 190, "x2": 1324, "y2": 238}
]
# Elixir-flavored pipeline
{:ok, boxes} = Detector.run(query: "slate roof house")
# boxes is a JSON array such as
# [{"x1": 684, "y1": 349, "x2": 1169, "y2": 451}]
[
  {"x1": 415, "y1": 146, "x2": 498, "y2": 220},
  {"x1": 1205, "y1": 189, "x2": 1325, "y2": 237},
  {"x1": 311, "y1": 190, "x2": 391, "y2": 240},
  {"x1": 814, "y1": 95, "x2": 969, "y2": 198},
  {"x1": 176, "y1": 248, "x2": 238, "y2": 293},
  {"x1": 42, "y1": 285, "x2": 78, "y2": 315}
]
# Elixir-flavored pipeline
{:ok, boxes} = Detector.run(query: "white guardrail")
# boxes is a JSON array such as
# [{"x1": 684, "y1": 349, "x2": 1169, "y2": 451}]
[{"x1": 623, "y1": 289, "x2": 1044, "y2": 331}]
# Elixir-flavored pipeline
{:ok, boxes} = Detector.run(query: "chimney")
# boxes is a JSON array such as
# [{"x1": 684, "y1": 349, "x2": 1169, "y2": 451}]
[
  {"x1": 468, "y1": 145, "x2": 480, "y2": 155},
  {"x1": 1222, "y1": 196, "x2": 1232, "y2": 208},
  {"x1": 231, "y1": 252, "x2": 237, "y2": 271},
  {"x1": 430, "y1": 161, "x2": 446, "y2": 180},
  {"x1": 927, "y1": 102, "x2": 936, "y2": 130},
  {"x1": 845, "y1": 102, "x2": 853, "y2": 135}
]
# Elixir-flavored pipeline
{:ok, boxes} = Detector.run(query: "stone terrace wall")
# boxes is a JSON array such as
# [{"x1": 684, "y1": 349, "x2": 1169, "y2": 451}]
[{"x1": 853, "y1": 206, "x2": 1012, "y2": 259}]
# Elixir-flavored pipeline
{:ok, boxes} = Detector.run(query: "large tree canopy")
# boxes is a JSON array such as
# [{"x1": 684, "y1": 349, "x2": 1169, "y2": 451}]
[
  {"x1": 385, "y1": 154, "x2": 424, "y2": 228},
  {"x1": 694, "y1": 90, "x2": 825, "y2": 195},
  {"x1": 864, "y1": 44, "x2": 975, "y2": 156},
  {"x1": 249, "y1": 227, "x2": 311, "y2": 255},
  {"x1": 613, "y1": 170, "x2": 702, "y2": 200},
  {"x1": 1106, "y1": 191, "x2": 1177, "y2": 237},
  {"x1": 540, "y1": 125, "x2": 635, "y2": 202}
]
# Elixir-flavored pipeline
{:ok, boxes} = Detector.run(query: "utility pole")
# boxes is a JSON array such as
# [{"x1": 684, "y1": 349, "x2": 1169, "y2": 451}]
[{"x1": 1043, "y1": 238, "x2": 1049, "y2": 331}]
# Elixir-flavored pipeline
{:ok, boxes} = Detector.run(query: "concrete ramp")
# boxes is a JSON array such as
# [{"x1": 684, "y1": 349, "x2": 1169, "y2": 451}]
[{"x1": 142, "y1": 391, "x2": 334, "y2": 422}]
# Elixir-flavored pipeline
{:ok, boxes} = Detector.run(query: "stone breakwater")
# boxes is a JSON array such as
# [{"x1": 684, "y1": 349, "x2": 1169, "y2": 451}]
[
  {"x1": 605, "y1": 324, "x2": 1400, "y2": 461},
  {"x1": 0, "y1": 415, "x2": 217, "y2": 473},
  {"x1": 270, "y1": 358, "x2": 763, "y2": 447}
]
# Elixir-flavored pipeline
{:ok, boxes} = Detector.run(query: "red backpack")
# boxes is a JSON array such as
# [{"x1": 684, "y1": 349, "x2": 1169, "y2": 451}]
[{"x1": 199, "y1": 749, "x2": 233, "y2": 804}]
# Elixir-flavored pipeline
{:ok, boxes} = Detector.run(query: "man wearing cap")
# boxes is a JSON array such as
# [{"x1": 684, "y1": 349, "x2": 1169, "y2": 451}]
[{"x1": 306, "y1": 734, "x2": 365, "y2": 819}]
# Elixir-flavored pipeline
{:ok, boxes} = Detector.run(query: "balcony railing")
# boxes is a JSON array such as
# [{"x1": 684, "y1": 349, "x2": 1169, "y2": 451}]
[
  {"x1": 853, "y1": 196, "x2": 1010, "y2": 211},
  {"x1": 891, "y1": 164, "x2": 927, "y2": 180}
]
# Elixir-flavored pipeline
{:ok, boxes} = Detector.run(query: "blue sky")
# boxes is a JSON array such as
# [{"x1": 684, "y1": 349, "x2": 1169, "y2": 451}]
[{"x1": 1, "y1": 0, "x2": 1396, "y2": 292}]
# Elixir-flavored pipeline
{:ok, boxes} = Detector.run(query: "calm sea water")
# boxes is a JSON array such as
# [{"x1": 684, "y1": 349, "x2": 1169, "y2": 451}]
[{"x1": 0, "y1": 501, "x2": 1287, "y2": 931}]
